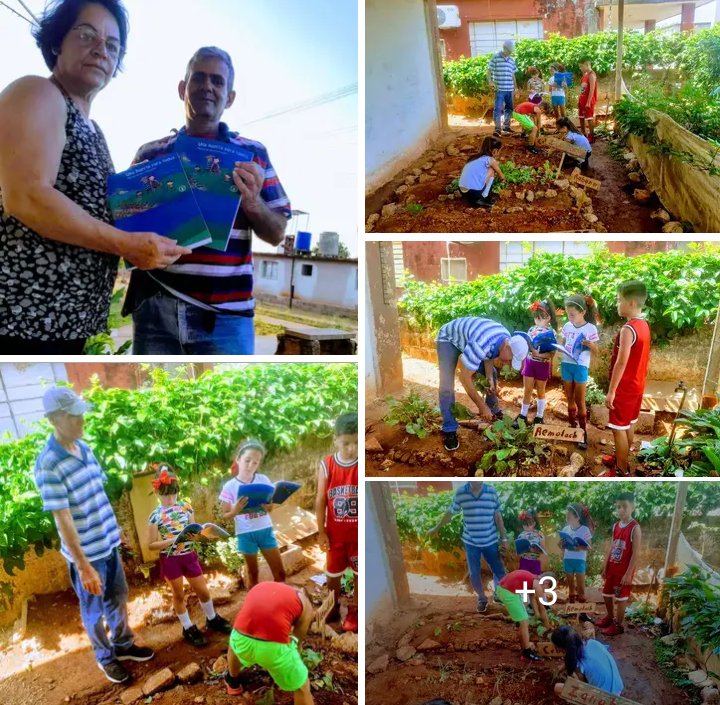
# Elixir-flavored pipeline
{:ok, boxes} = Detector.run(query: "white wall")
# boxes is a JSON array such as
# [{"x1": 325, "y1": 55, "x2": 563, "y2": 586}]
[
  {"x1": 254, "y1": 256, "x2": 293, "y2": 298},
  {"x1": 366, "y1": 0, "x2": 444, "y2": 193},
  {"x1": 0, "y1": 363, "x2": 67, "y2": 440},
  {"x1": 366, "y1": 488, "x2": 394, "y2": 624},
  {"x1": 365, "y1": 264, "x2": 379, "y2": 398}
]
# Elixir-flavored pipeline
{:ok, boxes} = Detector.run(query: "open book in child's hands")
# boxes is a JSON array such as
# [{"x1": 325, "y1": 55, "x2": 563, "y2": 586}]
[
  {"x1": 236, "y1": 481, "x2": 302, "y2": 508},
  {"x1": 558, "y1": 531, "x2": 590, "y2": 549},
  {"x1": 513, "y1": 329, "x2": 557, "y2": 354},
  {"x1": 171, "y1": 523, "x2": 229, "y2": 549},
  {"x1": 552, "y1": 333, "x2": 586, "y2": 364},
  {"x1": 515, "y1": 537, "x2": 548, "y2": 555}
]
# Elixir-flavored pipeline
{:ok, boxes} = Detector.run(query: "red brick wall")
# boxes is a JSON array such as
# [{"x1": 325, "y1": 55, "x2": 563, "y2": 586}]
[
  {"x1": 401, "y1": 241, "x2": 500, "y2": 282},
  {"x1": 65, "y1": 364, "x2": 148, "y2": 392},
  {"x1": 440, "y1": 0, "x2": 587, "y2": 61}
]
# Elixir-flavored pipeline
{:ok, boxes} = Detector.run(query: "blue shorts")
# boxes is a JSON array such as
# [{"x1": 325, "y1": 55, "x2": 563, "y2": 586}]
[
  {"x1": 561, "y1": 362, "x2": 589, "y2": 384},
  {"x1": 236, "y1": 527, "x2": 278, "y2": 555},
  {"x1": 551, "y1": 95, "x2": 566, "y2": 107},
  {"x1": 564, "y1": 558, "x2": 587, "y2": 574}
]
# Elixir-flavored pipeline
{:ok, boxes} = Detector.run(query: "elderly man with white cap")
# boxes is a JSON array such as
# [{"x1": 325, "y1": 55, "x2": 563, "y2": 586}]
[
  {"x1": 33, "y1": 387, "x2": 154, "y2": 685},
  {"x1": 487, "y1": 39, "x2": 518, "y2": 137},
  {"x1": 436, "y1": 316, "x2": 529, "y2": 451}
]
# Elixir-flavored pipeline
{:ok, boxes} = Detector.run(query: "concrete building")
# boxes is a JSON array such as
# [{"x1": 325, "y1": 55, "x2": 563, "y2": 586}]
[
  {"x1": 253, "y1": 252, "x2": 358, "y2": 314},
  {"x1": 596, "y1": 0, "x2": 714, "y2": 32}
]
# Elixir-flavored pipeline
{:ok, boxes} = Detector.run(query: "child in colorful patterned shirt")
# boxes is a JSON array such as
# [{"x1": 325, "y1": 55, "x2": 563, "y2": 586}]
[{"x1": 147, "y1": 463, "x2": 231, "y2": 647}]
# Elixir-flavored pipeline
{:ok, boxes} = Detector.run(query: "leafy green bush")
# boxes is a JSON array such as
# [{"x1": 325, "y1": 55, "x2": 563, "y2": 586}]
[
  {"x1": 398, "y1": 246, "x2": 720, "y2": 341},
  {"x1": 477, "y1": 417, "x2": 550, "y2": 475},
  {"x1": 0, "y1": 364, "x2": 357, "y2": 594},
  {"x1": 392, "y1": 489, "x2": 464, "y2": 555},
  {"x1": 585, "y1": 377, "x2": 607, "y2": 406},
  {"x1": 679, "y1": 24, "x2": 720, "y2": 94},
  {"x1": 384, "y1": 392, "x2": 441, "y2": 439}
]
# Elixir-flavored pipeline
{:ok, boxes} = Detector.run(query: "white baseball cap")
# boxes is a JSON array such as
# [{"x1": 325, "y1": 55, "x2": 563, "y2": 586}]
[
  {"x1": 502, "y1": 39, "x2": 515, "y2": 53},
  {"x1": 42, "y1": 387, "x2": 92, "y2": 416},
  {"x1": 508, "y1": 335, "x2": 530, "y2": 370}
]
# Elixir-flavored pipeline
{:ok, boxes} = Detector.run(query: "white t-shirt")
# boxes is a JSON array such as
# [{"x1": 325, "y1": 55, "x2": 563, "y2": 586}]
[
  {"x1": 562, "y1": 523, "x2": 593, "y2": 561},
  {"x1": 561, "y1": 321, "x2": 599, "y2": 368},
  {"x1": 219, "y1": 474, "x2": 273, "y2": 535},
  {"x1": 459, "y1": 156, "x2": 492, "y2": 192}
]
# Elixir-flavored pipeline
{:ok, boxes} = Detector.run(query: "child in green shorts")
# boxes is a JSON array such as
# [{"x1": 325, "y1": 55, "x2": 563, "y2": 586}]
[
  {"x1": 512, "y1": 101, "x2": 550, "y2": 154},
  {"x1": 224, "y1": 581, "x2": 316, "y2": 704},
  {"x1": 496, "y1": 569, "x2": 553, "y2": 662}
]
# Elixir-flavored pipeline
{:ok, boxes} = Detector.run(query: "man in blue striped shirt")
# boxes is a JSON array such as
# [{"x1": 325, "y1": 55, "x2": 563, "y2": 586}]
[
  {"x1": 34, "y1": 387, "x2": 154, "y2": 685},
  {"x1": 487, "y1": 40, "x2": 518, "y2": 136},
  {"x1": 429, "y1": 482, "x2": 509, "y2": 612},
  {"x1": 436, "y1": 316, "x2": 529, "y2": 451}
]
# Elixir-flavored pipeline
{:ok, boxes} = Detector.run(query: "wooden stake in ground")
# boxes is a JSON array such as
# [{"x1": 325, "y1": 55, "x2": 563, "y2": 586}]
[
  {"x1": 568, "y1": 167, "x2": 601, "y2": 214},
  {"x1": 314, "y1": 591, "x2": 337, "y2": 640},
  {"x1": 561, "y1": 678, "x2": 642, "y2": 705},
  {"x1": 533, "y1": 424, "x2": 584, "y2": 469},
  {"x1": 558, "y1": 602, "x2": 597, "y2": 615}
]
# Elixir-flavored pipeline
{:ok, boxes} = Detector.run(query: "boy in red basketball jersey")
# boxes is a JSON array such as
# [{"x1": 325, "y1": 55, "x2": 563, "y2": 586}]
[
  {"x1": 578, "y1": 58, "x2": 598, "y2": 141},
  {"x1": 315, "y1": 412, "x2": 358, "y2": 632},
  {"x1": 602, "y1": 280, "x2": 651, "y2": 477},
  {"x1": 597, "y1": 493, "x2": 642, "y2": 636}
]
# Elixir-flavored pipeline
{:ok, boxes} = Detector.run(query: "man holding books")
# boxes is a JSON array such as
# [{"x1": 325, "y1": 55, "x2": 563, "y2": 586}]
[{"x1": 121, "y1": 46, "x2": 291, "y2": 354}]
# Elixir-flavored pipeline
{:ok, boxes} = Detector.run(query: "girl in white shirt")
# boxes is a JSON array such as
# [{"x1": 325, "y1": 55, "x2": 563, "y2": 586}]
[
  {"x1": 458, "y1": 135, "x2": 506, "y2": 208},
  {"x1": 560, "y1": 295, "x2": 600, "y2": 449}
]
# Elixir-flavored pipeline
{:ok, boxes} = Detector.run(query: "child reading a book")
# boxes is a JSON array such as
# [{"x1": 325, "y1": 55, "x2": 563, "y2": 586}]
[
  {"x1": 516, "y1": 509, "x2": 546, "y2": 574},
  {"x1": 597, "y1": 492, "x2": 642, "y2": 636},
  {"x1": 495, "y1": 570, "x2": 553, "y2": 662},
  {"x1": 514, "y1": 299, "x2": 558, "y2": 428},
  {"x1": 316, "y1": 412, "x2": 358, "y2": 633},
  {"x1": 560, "y1": 503, "x2": 594, "y2": 604},
  {"x1": 219, "y1": 440, "x2": 286, "y2": 589},
  {"x1": 551, "y1": 625, "x2": 624, "y2": 697},
  {"x1": 147, "y1": 464, "x2": 232, "y2": 647},
  {"x1": 600, "y1": 281, "x2": 651, "y2": 477},
  {"x1": 560, "y1": 295, "x2": 601, "y2": 450},
  {"x1": 224, "y1": 582, "x2": 316, "y2": 704},
  {"x1": 548, "y1": 63, "x2": 568, "y2": 119}
]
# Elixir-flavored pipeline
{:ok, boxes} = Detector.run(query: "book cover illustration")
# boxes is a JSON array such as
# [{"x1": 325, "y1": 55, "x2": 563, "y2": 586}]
[
  {"x1": 107, "y1": 153, "x2": 212, "y2": 256},
  {"x1": 175, "y1": 135, "x2": 254, "y2": 251},
  {"x1": 236, "y1": 481, "x2": 302, "y2": 508},
  {"x1": 558, "y1": 531, "x2": 590, "y2": 549}
]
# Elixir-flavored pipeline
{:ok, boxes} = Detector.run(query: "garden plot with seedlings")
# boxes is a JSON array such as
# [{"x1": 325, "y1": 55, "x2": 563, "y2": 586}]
[{"x1": 365, "y1": 482, "x2": 720, "y2": 705}]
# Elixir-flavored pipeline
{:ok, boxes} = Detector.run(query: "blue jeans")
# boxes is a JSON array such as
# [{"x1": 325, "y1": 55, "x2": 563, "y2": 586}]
[
  {"x1": 437, "y1": 340, "x2": 501, "y2": 432},
  {"x1": 493, "y1": 90, "x2": 514, "y2": 132},
  {"x1": 67, "y1": 548, "x2": 134, "y2": 665},
  {"x1": 132, "y1": 293, "x2": 255, "y2": 354},
  {"x1": 464, "y1": 541, "x2": 507, "y2": 603}
]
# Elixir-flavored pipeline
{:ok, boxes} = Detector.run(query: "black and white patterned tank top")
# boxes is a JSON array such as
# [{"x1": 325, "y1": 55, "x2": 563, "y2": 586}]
[{"x1": 0, "y1": 78, "x2": 119, "y2": 342}]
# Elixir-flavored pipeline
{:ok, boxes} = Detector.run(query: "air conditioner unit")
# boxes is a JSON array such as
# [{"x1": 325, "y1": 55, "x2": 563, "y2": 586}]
[{"x1": 437, "y1": 5, "x2": 461, "y2": 29}]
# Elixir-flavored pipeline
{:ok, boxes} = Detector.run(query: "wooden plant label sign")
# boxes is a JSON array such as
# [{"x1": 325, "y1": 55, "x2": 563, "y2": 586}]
[
  {"x1": 570, "y1": 168, "x2": 602, "y2": 191},
  {"x1": 542, "y1": 136, "x2": 588, "y2": 160},
  {"x1": 533, "y1": 425, "x2": 585, "y2": 443},
  {"x1": 561, "y1": 678, "x2": 642, "y2": 705},
  {"x1": 560, "y1": 602, "x2": 597, "y2": 614},
  {"x1": 314, "y1": 592, "x2": 336, "y2": 636},
  {"x1": 536, "y1": 642, "x2": 565, "y2": 658}
]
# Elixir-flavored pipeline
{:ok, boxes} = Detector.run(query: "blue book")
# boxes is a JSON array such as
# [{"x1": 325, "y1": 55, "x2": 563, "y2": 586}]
[
  {"x1": 175, "y1": 135, "x2": 254, "y2": 251},
  {"x1": 554, "y1": 71, "x2": 574, "y2": 87},
  {"x1": 552, "y1": 333, "x2": 586, "y2": 363},
  {"x1": 515, "y1": 537, "x2": 548, "y2": 555},
  {"x1": 236, "y1": 481, "x2": 302, "y2": 508},
  {"x1": 558, "y1": 531, "x2": 590, "y2": 549},
  {"x1": 513, "y1": 329, "x2": 557, "y2": 354},
  {"x1": 107, "y1": 153, "x2": 212, "y2": 258}
]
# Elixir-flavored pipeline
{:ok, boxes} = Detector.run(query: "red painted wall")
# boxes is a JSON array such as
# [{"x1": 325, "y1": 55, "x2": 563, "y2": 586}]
[
  {"x1": 401, "y1": 241, "x2": 500, "y2": 283},
  {"x1": 65, "y1": 364, "x2": 148, "y2": 392},
  {"x1": 440, "y1": 0, "x2": 587, "y2": 60}
]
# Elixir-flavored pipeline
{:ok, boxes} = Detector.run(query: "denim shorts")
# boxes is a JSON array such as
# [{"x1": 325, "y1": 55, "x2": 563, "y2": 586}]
[
  {"x1": 236, "y1": 527, "x2": 278, "y2": 555},
  {"x1": 564, "y1": 557, "x2": 587, "y2": 574},
  {"x1": 561, "y1": 362, "x2": 589, "y2": 384}
]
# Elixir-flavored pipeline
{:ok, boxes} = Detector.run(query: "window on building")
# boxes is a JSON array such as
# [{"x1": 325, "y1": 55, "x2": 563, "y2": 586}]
[
  {"x1": 469, "y1": 20, "x2": 543, "y2": 57},
  {"x1": 260, "y1": 260, "x2": 279, "y2": 280},
  {"x1": 499, "y1": 242, "x2": 593, "y2": 272},
  {"x1": 392, "y1": 242, "x2": 405, "y2": 284},
  {"x1": 440, "y1": 257, "x2": 468, "y2": 283},
  {"x1": 301, "y1": 264, "x2": 313, "y2": 276}
]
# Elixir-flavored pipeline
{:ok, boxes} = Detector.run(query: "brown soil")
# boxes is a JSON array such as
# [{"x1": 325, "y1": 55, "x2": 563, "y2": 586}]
[
  {"x1": 366, "y1": 596, "x2": 692, "y2": 705},
  {"x1": 0, "y1": 545, "x2": 357, "y2": 705},
  {"x1": 365, "y1": 124, "x2": 660, "y2": 234},
  {"x1": 366, "y1": 376, "x2": 657, "y2": 478}
]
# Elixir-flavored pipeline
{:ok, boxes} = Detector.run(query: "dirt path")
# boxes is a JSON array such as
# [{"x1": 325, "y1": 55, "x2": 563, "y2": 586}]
[
  {"x1": 0, "y1": 549, "x2": 357, "y2": 705},
  {"x1": 366, "y1": 357, "x2": 657, "y2": 477},
  {"x1": 365, "y1": 123, "x2": 661, "y2": 234},
  {"x1": 366, "y1": 596, "x2": 692, "y2": 705}
]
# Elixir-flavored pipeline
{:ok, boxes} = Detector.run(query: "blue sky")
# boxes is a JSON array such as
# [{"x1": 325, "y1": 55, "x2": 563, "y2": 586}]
[{"x1": 0, "y1": 0, "x2": 359, "y2": 254}]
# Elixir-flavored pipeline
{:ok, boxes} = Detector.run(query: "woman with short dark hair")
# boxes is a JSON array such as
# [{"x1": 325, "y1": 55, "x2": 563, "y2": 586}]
[{"x1": 0, "y1": 0, "x2": 190, "y2": 354}]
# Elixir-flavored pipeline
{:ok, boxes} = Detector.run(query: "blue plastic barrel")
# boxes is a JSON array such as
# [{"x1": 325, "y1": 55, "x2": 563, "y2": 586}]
[{"x1": 295, "y1": 231, "x2": 312, "y2": 251}]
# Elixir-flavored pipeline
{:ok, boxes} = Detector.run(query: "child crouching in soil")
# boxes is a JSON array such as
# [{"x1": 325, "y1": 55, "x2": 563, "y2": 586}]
[
  {"x1": 224, "y1": 582, "x2": 316, "y2": 704},
  {"x1": 551, "y1": 625, "x2": 624, "y2": 697},
  {"x1": 512, "y1": 100, "x2": 550, "y2": 154},
  {"x1": 495, "y1": 569, "x2": 554, "y2": 662},
  {"x1": 147, "y1": 464, "x2": 232, "y2": 647},
  {"x1": 458, "y1": 136, "x2": 506, "y2": 209},
  {"x1": 556, "y1": 117, "x2": 592, "y2": 171}
]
